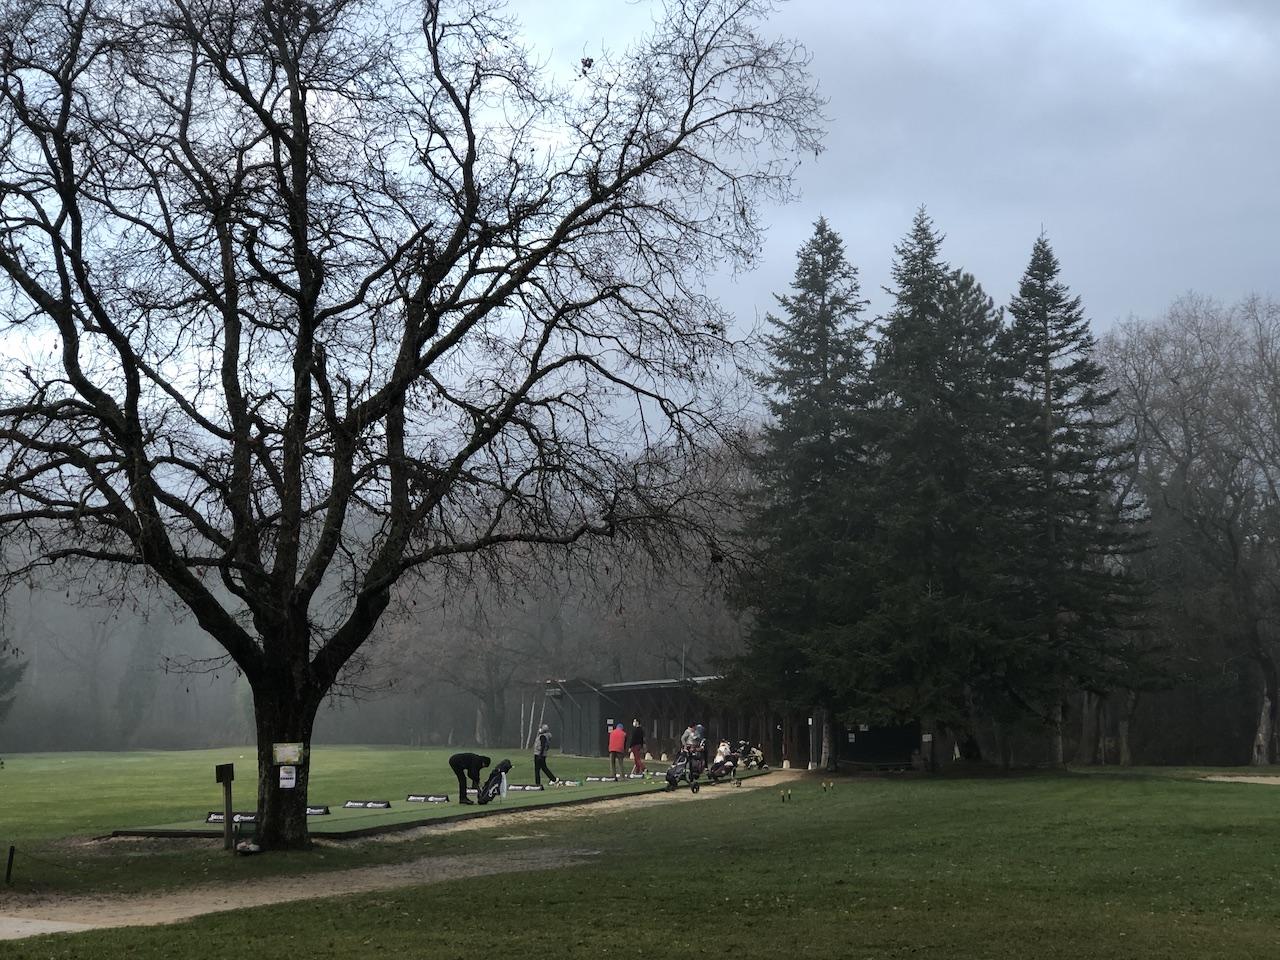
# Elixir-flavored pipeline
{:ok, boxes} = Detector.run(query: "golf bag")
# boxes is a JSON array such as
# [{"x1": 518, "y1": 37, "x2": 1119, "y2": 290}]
[
  {"x1": 706, "y1": 740, "x2": 739, "y2": 784},
  {"x1": 477, "y1": 758, "x2": 513, "y2": 805},
  {"x1": 737, "y1": 740, "x2": 769, "y2": 771},
  {"x1": 664, "y1": 742, "x2": 706, "y2": 793}
]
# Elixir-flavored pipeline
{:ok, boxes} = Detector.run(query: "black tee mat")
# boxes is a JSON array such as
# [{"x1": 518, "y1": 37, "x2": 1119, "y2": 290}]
[
  {"x1": 205, "y1": 811, "x2": 258, "y2": 824},
  {"x1": 114, "y1": 771, "x2": 762, "y2": 840}
]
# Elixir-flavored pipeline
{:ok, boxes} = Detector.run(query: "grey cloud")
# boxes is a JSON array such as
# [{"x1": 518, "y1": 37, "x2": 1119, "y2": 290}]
[{"x1": 519, "y1": 0, "x2": 1279, "y2": 330}]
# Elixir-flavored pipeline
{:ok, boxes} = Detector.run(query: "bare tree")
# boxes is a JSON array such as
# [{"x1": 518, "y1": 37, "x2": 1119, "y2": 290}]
[
  {"x1": 1104, "y1": 295, "x2": 1280, "y2": 764},
  {"x1": 0, "y1": 633, "x2": 26, "y2": 724},
  {"x1": 399, "y1": 573, "x2": 543, "y2": 746},
  {"x1": 0, "y1": 0, "x2": 821, "y2": 846}
]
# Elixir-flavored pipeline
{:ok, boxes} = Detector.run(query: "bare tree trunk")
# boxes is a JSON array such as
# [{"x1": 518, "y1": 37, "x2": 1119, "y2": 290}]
[
  {"x1": 1075, "y1": 692, "x2": 1105, "y2": 765},
  {"x1": 960, "y1": 688, "x2": 984, "y2": 762},
  {"x1": 1118, "y1": 690, "x2": 1138, "y2": 767},
  {"x1": 992, "y1": 720, "x2": 1012, "y2": 772},
  {"x1": 1267, "y1": 658, "x2": 1280, "y2": 765},
  {"x1": 819, "y1": 709, "x2": 835, "y2": 771},
  {"x1": 1052, "y1": 701, "x2": 1065, "y2": 767},
  {"x1": 1098, "y1": 697, "x2": 1108, "y2": 765},
  {"x1": 1251, "y1": 685, "x2": 1273, "y2": 766},
  {"x1": 253, "y1": 689, "x2": 321, "y2": 851},
  {"x1": 1074, "y1": 691, "x2": 1096, "y2": 765},
  {"x1": 481, "y1": 690, "x2": 507, "y2": 747}
]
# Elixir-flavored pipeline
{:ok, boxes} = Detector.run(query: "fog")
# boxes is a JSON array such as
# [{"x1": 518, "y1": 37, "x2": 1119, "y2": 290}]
[{"x1": 0, "y1": 547, "x2": 741, "y2": 753}]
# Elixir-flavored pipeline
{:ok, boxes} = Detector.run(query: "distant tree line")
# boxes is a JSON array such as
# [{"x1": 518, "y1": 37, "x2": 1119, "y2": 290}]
[{"x1": 1103, "y1": 296, "x2": 1280, "y2": 765}]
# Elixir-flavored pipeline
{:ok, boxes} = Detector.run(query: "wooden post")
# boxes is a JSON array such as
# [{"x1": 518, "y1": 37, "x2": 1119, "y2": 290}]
[
  {"x1": 5, "y1": 845, "x2": 14, "y2": 884},
  {"x1": 215, "y1": 763, "x2": 235, "y2": 851},
  {"x1": 222, "y1": 783, "x2": 233, "y2": 849}
]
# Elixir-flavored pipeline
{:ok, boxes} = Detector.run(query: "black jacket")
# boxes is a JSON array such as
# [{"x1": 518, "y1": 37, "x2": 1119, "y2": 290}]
[{"x1": 448, "y1": 752, "x2": 490, "y2": 779}]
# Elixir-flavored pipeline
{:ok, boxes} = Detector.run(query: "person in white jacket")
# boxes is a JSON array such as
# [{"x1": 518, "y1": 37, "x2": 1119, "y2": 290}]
[{"x1": 532, "y1": 723, "x2": 559, "y2": 786}]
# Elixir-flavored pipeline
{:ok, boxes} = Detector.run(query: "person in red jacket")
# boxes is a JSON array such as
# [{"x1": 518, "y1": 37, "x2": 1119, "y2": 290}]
[{"x1": 608, "y1": 721, "x2": 628, "y2": 778}]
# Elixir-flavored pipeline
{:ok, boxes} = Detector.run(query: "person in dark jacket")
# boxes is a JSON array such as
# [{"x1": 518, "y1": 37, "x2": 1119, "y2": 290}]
[
  {"x1": 448, "y1": 752, "x2": 490, "y2": 805},
  {"x1": 627, "y1": 719, "x2": 647, "y2": 775},
  {"x1": 532, "y1": 723, "x2": 559, "y2": 786}
]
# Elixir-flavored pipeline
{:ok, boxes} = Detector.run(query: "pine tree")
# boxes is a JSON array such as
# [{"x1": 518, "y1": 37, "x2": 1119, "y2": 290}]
[
  {"x1": 734, "y1": 218, "x2": 872, "y2": 709},
  {"x1": 856, "y1": 209, "x2": 1009, "y2": 734},
  {"x1": 999, "y1": 235, "x2": 1145, "y2": 753}
]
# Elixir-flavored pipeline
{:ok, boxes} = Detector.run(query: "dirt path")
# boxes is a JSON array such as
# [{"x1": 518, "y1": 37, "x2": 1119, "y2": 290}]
[
  {"x1": 357, "y1": 766, "x2": 801, "y2": 844},
  {"x1": 1202, "y1": 774, "x2": 1280, "y2": 785},
  {"x1": 0, "y1": 768, "x2": 801, "y2": 941}
]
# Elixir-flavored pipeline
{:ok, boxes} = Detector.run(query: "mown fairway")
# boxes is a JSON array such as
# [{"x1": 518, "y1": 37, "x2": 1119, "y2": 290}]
[
  {"x1": 1, "y1": 746, "x2": 673, "y2": 892},
  {"x1": 8, "y1": 758, "x2": 1280, "y2": 958}
]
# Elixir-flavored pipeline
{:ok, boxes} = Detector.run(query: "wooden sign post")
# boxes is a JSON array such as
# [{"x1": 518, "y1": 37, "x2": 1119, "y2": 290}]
[{"x1": 214, "y1": 763, "x2": 234, "y2": 851}]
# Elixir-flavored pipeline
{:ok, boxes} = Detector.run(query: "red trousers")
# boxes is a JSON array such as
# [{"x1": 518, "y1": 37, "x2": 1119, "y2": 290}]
[{"x1": 630, "y1": 745, "x2": 646, "y2": 774}]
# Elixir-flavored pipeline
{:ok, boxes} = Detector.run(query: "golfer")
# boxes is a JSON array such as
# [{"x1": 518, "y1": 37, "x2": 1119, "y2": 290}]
[
  {"x1": 448, "y1": 752, "x2": 490, "y2": 805},
  {"x1": 533, "y1": 723, "x2": 559, "y2": 786},
  {"x1": 608, "y1": 721, "x2": 628, "y2": 778},
  {"x1": 628, "y1": 719, "x2": 647, "y2": 775}
]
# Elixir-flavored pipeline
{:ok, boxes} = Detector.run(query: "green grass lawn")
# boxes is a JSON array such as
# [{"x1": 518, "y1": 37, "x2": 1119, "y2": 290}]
[
  {"x1": 10, "y1": 757, "x2": 1280, "y2": 958},
  {"x1": 0, "y1": 745, "x2": 677, "y2": 892}
]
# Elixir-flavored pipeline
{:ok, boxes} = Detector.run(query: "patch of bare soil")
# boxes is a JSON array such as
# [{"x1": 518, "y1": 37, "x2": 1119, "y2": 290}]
[
  {"x1": 0, "y1": 768, "x2": 800, "y2": 941},
  {"x1": 1202, "y1": 775, "x2": 1280, "y2": 785}
]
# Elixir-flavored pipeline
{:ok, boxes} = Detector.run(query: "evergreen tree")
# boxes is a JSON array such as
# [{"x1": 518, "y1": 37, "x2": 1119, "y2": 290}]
[
  {"x1": 856, "y1": 209, "x2": 1009, "y2": 735},
  {"x1": 999, "y1": 235, "x2": 1145, "y2": 747},
  {"x1": 734, "y1": 218, "x2": 872, "y2": 710}
]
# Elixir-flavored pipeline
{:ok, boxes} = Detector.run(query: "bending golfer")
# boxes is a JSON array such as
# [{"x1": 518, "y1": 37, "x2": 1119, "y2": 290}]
[{"x1": 448, "y1": 752, "x2": 490, "y2": 805}]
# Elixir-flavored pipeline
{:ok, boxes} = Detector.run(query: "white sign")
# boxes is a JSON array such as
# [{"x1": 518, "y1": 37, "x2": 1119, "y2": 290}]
[
  {"x1": 279, "y1": 765, "x2": 297, "y2": 789},
  {"x1": 273, "y1": 742, "x2": 304, "y2": 764},
  {"x1": 922, "y1": 734, "x2": 933, "y2": 743}
]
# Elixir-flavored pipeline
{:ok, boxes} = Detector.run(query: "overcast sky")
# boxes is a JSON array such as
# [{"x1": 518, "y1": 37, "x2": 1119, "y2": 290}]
[{"x1": 523, "y1": 0, "x2": 1280, "y2": 332}]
